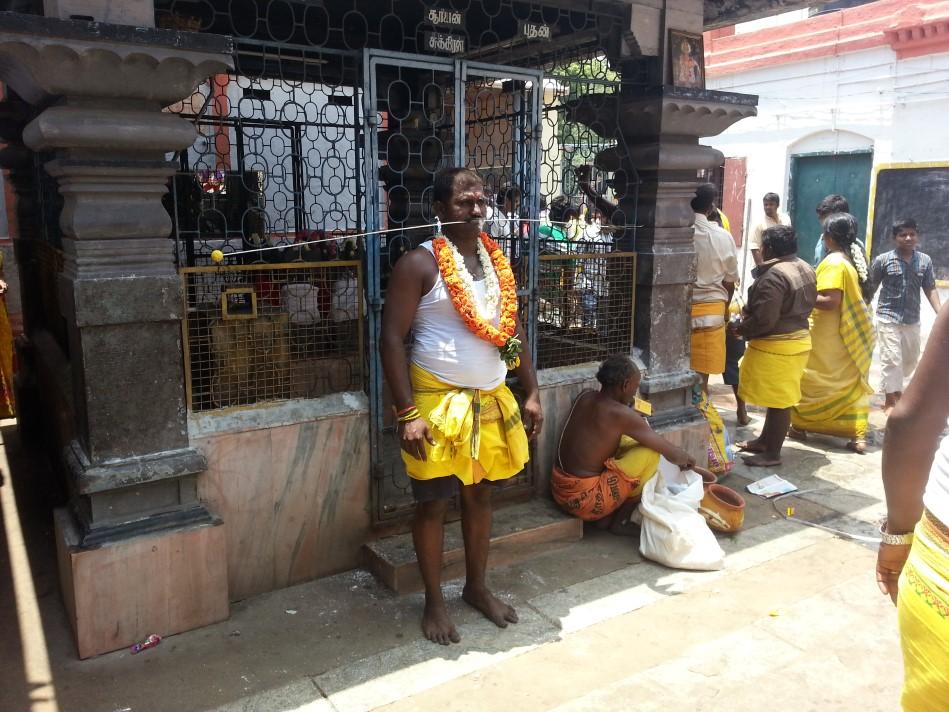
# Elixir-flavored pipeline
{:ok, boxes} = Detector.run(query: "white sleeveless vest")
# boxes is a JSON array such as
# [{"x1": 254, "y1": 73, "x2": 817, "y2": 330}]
[{"x1": 409, "y1": 241, "x2": 507, "y2": 390}]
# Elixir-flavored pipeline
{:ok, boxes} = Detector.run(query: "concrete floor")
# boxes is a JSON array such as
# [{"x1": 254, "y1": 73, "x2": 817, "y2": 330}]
[
  {"x1": 9, "y1": 293, "x2": 944, "y2": 712},
  {"x1": 0, "y1": 389, "x2": 905, "y2": 712}
]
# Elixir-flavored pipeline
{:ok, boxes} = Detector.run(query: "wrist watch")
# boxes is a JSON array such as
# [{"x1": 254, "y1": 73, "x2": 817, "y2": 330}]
[{"x1": 879, "y1": 521, "x2": 914, "y2": 546}]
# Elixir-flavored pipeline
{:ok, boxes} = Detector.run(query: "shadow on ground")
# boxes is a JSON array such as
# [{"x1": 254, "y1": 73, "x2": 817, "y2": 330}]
[{"x1": 0, "y1": 387, "x2": 887, "y2": 712}]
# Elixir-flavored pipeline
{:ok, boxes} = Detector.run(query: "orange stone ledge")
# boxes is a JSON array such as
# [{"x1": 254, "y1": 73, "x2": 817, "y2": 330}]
[{"x1": 54, "y1": 508, "x2": 230, "y2": 659}]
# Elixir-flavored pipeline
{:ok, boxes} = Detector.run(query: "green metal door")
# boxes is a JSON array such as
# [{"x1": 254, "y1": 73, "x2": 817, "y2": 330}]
[{"x1": 789, "y1": 151, "x2": 873, "y2": 261}]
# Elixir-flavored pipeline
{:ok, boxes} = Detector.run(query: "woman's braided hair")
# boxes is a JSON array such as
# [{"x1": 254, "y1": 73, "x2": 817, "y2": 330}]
[{"x1": 822, "y1": 212, "x2": 868, "y2": 284}]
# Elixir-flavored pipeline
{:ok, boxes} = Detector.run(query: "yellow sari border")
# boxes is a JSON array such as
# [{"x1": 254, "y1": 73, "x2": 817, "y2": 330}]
[{"x1": 898, "y1": 510, "x2": 949, "y2": 709}]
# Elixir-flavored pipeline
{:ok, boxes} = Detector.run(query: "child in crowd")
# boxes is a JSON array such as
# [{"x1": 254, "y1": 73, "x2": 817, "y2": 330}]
[{"x1": 865, "y1": 218, "x2": 942, "y2": 416}]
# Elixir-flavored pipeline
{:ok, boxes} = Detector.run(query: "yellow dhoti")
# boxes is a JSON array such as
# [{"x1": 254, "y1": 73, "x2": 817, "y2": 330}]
[
  {"x1": 402, "y1": 363, "x2": 529, "y2": 485},
  {"x1": 898, "y1": 510, "x2": 949, "y2": 710},
  {"x1": 738, "y1": 329, "x2": 812, "y2": 409},
  {"x1": 691, "y1": 301, "x2": 727, "y2": 375}
]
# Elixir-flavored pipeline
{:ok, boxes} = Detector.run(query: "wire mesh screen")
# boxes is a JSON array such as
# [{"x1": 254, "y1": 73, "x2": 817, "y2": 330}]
[
  {"x1": 181, "y1": 262, "x2": 363, "y2": 412},
  {"x1": 165, "y1": 49, "x2": 362, "y2": 267},
  {"x1": 540, "y1": 55, "x2": 626, "y2": 223},
  {"x1": 156, "y1": 0, "x2": 638, "y2": 525},
  {"x1": 373, "y1": 60, "x2": 456, "y2": 284},
  {"x1": 154, "y1": 1, "x2": 622, "y2": 60},
  {"x1": 534, "y1": 52, "x2": 634, "y2": 369},
  {"x1": 536, "y1": 243, "x2": 635, "y2": 370}
]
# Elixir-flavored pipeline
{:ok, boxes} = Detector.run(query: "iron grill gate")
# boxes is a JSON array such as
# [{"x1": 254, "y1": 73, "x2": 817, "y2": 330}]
[
  {"x1": 157, "y1": 0, "x2": 639, "y2": 526},
  {"x1": 364, "y1": 50, "x2": 543, "y2": 524}
]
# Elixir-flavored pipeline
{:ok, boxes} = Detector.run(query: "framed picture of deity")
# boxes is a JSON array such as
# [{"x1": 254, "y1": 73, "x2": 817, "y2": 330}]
[{"x1": 669, "y1": 30, "x2": 705, "y2": 89}]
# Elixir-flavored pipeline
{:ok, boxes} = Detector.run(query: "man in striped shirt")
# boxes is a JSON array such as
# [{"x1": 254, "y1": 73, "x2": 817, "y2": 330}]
[{"x1": 866, "y1": 218, "x2": 942, "y2": 416}]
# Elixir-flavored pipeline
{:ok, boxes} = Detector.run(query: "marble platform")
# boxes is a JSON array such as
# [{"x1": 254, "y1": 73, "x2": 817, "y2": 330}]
[{"x1": 191, "y1": 394, "x2": 371, "y2": 601}]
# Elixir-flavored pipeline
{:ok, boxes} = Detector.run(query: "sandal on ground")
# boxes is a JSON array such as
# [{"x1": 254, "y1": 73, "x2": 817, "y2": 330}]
[{"x1": 787, "y1": 427, "x2": 808, "y2": 442}]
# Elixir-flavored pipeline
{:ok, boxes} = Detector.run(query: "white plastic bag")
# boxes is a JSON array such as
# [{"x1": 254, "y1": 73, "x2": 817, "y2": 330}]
[{"x1": 638, "y1": 456, "x2": 725, "y2": 571}]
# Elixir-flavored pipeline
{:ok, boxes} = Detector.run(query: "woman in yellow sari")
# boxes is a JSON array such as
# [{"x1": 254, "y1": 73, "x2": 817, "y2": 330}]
[{"x1": 790, "y1": 213, "x2": 874, "y2": 453}]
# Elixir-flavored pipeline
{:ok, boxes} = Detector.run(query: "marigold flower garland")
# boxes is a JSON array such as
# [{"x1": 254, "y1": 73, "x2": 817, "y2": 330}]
[{"x1": 432, "y1": 232, "x2": 522, "y2": 369}]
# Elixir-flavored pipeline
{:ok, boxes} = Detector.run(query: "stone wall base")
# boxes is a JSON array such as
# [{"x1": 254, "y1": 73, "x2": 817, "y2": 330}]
[
  {"x1": 189, "y1": 393, "x2": 371, "y2": 602},
  {"x1": 535, "y1": 364, "x2": 600, "y2": 497},
  {"x1": 54, "y1": 508, "x2": 229, "y2": 659},
  {"x1": 653, "y1": 417, "x2": 710, "y2": 469}
]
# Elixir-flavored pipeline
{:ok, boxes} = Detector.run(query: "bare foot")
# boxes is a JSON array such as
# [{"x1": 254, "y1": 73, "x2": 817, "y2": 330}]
[
  {"x1": 742, "y1": 453, "x2": 782, "y2": 467},
  {"x1": 846, "y1": 439, "x2": 866, "y2": 455},
  {"x1": 462, "y1": 585, "x2": 518, "y2": 628},
  {"x1": 737, "y1": 410, "x2": 752, "y2": 426},
  {"x1": 787, "y1": 427, "x2": 808, "y2": 442},
  {"x1": 421, "y1": 597, "x2": 460, "y2": 646},
  {"x1": 736, "y1": 438, "x2": 766, "y2": 453}
]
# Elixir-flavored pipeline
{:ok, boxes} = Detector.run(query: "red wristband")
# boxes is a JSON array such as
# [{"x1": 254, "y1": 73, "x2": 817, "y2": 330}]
[{"x1": 395, "y1": 404, "x2": 417, "y2": 417}]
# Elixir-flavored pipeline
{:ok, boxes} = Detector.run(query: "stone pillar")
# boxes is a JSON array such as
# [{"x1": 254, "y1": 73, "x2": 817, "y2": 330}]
[
  {"x1": 622, "y1": 87, "x2": 757, "y2": 424},
  {"x1": 566, "y1": 86, "x2": 756, "y2": 429},
  {"x1": 564, "y1": 0, "x2": 758, "y2": 455},
  {"x1": 0, "y1": 11, "x2": 234, "y2": 656}
]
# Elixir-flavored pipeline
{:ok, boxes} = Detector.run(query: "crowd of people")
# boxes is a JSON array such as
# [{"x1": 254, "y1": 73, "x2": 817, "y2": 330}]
[{"x1": 381, "y1": 166, "x2": 946, "y2": 706}]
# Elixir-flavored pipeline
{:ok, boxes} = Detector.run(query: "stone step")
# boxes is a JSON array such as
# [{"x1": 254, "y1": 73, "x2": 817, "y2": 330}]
[{"x1": 364, "y1": 498, "x2": 583, "y2": 594}]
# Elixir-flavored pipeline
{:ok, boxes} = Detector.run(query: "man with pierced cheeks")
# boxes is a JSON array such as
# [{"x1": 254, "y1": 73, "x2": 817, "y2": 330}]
[{"x1": 381, "y1": 167, "x2": 543, "y2": 645}]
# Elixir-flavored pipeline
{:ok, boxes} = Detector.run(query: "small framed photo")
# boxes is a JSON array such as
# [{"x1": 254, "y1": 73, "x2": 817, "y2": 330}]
[
  {"x1": 670, "y1": 30, "x2": 705, "y2": 89},
  {"x1": 221, "y1": 287, "x2": 257, "y2": 320}
]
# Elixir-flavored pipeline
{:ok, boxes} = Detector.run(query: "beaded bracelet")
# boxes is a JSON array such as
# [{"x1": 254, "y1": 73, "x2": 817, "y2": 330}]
[{"x1": 397, "y1": 408, "x2": 421, "y2": 423}]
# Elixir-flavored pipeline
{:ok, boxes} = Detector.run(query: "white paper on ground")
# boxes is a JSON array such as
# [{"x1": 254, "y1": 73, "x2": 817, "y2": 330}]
[{"x1": 746, "y1": 474, "x2": 798, "y2": 498}]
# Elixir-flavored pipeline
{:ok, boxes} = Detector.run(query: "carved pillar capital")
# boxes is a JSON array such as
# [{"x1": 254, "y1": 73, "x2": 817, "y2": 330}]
[
  {"x1": 0, "y1": 13, "x2": 231, "y2": 108},
  {"x1": 0, "y1": 14, "x2": 231, "y2": 281},
  {"x1": 21, "y1": 102, "x2": 198, "y2": 278}
]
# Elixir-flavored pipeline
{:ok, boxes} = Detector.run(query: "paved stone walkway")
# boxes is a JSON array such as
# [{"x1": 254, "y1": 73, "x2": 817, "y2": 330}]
[
  {"x1": 13, "y1": 288, "x2": 946, "y2": 712},
  {"x1": 0, "y1": 396, "x2": 904, "y2": 711}
]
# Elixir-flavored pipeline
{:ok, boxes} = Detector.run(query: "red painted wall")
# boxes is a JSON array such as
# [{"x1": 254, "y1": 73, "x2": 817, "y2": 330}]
[
  {"x1": 705, "y1": 0, "x2": 949, "y2": 77},
  {"x1": 722, "y1": 157, "x2": 747, "y2": 247}
]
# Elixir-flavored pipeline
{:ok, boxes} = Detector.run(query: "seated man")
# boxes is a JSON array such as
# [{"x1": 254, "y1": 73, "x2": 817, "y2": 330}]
[{"x1": 552, "y1": 355, "x2": 698, "y2": 533}]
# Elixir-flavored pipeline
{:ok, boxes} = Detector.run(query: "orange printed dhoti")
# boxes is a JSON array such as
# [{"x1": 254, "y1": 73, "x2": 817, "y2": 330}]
[{"x1": 551, "y1": 436, "x2": 660, "y2": 521}]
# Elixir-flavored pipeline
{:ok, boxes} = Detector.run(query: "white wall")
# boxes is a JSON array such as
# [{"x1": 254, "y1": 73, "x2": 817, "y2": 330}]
[
  {"x1": 702, "y1": 44, "x2": 949, "y2": 291},
  {"x1": 704, "y1": 46, "x2": 949, "y2": 236}
]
